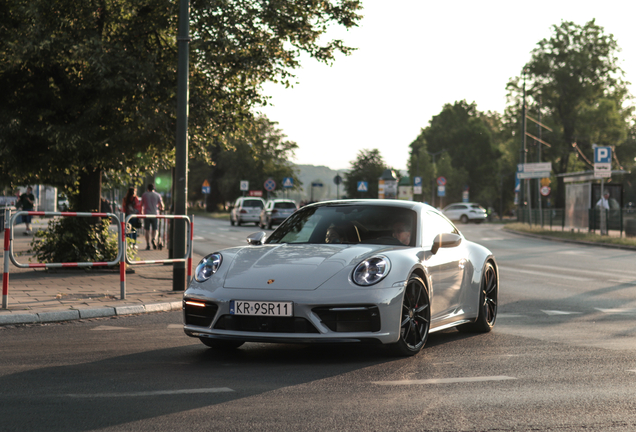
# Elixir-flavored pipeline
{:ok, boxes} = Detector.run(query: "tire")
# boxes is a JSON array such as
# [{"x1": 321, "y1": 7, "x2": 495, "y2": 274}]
[
  {"x1": 458, "y1": 261, "x2": 498, "y2": 333},
  {"x1": 390, "y1": 276, "x2": 430, "y2": 356},
  {"x1": 237, "y1": 219, "x2": 242, "y2": 226},
  {"x1": 199, "y1": 338, "x2": 245, "y2": 349},
  {"x1": 267, "y1": 220, "x2": 273, "y2": 230},
  {"x1": 460, "y1": 214, "x2": 469, "y2": 224},
  {"x1": 230, "y1": 216, "x2": 235, "y2": 226}
]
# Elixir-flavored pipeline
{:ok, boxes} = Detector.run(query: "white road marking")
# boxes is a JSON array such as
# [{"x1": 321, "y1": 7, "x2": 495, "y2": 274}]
[
  {"x1": 498, "y1": 266, "x2": 589, "y2": 282},
  {"x1": 192, "y1": 236, "x2": 205, "y2": 240},
  {"x1": 497, "y1": 313, "x2": 526, "y2": 318},
  {"x1": 522, "y1": 263, "x2": 636, "y2": 280},
  {"x1": 66, "y1": 388, "x2": 234, "y2": 398},
  {"x1": 167, "y1": 324, "x2": 182, "y2": 328},
  {"x1": 541, "y1": 310, "x2": 582, "y2": 315},
  {"x1": 91, "y1": 326, "x2": 131, "y2": 331},
  {"x1": 373, "y1": 376, "x2": 516, "y2": 385},
  {"x1": 594, "y1": 308, "x2": 636, "y2": 314}
]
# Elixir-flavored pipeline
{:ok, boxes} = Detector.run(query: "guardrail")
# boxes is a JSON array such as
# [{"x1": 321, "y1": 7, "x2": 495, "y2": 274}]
[{"x1": 2, "y1": 209, "x2": 193, "y2": 309}]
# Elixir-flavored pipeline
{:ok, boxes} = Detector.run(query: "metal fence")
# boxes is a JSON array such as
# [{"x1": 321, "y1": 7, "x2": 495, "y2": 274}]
[
  {"x1": 517, "y1": 208, "x2": 566, "y2": 230},
  {"x1": 2, "y1": 209, "x2": 193, "y2": 309},
  {"x1": 517, "y1": 207, "x2": 636, "y2": 237}
]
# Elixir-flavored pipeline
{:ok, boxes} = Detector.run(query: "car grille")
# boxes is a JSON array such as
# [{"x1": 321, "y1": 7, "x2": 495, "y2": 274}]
[
  {"x1": 312, "y1": 305, "x2": 381, "y2": 332},
  {"x1": 214, "y1": 315, "x2": 320, "y2": 334},
  {"x1": 183, "y1": 301, "x2": 218, "y2": 327}
]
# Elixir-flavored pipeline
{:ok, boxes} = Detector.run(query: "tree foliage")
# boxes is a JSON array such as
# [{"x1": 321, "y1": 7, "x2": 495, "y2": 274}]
[
  {"x1": 0, "y1": 0, "x2": 362, "y2": 209},
  {"x1": 506, "y1": 20, "x2": 633, "y2": 207},
  {"x1": 343, "y1": 149, "x2": 388, "y2": 199},
  {"x1": 409, "y1": 101, "x2": 502, "y2": 206},
  {"x1": 195, "y1": 116, "x2": 299, "y2": 210}
]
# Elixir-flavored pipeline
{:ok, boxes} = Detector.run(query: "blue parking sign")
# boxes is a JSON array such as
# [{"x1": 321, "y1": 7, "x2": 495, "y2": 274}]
[{"x1": 594, "y1": 146, "x2": 612, "y2": 163}]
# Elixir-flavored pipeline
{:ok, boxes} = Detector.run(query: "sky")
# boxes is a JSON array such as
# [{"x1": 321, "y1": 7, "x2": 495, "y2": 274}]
[{"x1": 257, "y1": 0, "x2": 636, "y2": 172}]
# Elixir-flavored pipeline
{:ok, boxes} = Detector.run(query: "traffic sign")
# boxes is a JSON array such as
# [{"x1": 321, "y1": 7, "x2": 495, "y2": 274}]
[
  {"x1": 333, "y1": 175, "x2": 342, "y2": 185},
  {"x1": 357, "y1": 181, "x2": 368, "y2": 192},
  {"x1": 264, "y1": 178, "x2": 276, "y2": 191},
  {"x1": 240, "y1": 180, "x2": 249, "y2": 191},
  {"x1": 517, "y1": 162, "x2": 552, "y2": 179},
  {"x1": 202, "y1": 179, "x2": 210, "y2": 194},
  {"x1": 413, "y1": 176, "x2": 422, "y2": 194},
  {"x1": 540, "y1": 186, "x2": 551, "y2": 197},
  {"x1": 594, "y1": 145, "x2": 612, "y2": 178},
  {"x1": 437, "y1": 185, "x2": 445, "y2": 197},
  {"x1": 311, "y1": 182, "x2": 323, "y2": 187},
  {"x1": 437, "y1": 176, "x2": 446, "y2": 186},
  {"x1": 282, "y1": 177, "x2": 294, "y2": 188}
]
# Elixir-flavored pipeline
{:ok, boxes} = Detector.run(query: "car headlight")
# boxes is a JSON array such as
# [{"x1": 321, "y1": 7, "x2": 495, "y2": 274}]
[
  {"x1": 352, "y1": 256, "x2": 391, "y2": 286},
  {"x1": 194, "y1": 253, "x2": 222, "y2": 282}
]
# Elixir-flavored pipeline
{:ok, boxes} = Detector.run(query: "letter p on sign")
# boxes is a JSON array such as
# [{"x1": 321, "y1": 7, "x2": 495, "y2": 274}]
[{"x1": 594, "y1": 146, "x2": 612, "y2": 164}]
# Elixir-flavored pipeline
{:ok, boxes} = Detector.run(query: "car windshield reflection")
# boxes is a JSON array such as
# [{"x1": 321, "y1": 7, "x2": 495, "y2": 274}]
[{"x1": 265, "y1": 205, "x2": 417, "y2": 247}]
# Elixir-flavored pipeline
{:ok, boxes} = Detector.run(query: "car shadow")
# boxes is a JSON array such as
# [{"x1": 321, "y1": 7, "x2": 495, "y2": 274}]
[{"x1": 0, "y1": 326, "x2": 486, "y2": 431}]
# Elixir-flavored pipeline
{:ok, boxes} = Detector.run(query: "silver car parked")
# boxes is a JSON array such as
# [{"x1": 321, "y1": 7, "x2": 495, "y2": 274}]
[
  {"x1": 259, "y1": 199, "x2": 297, "y2": 229},
  {"x1": 230, "y1": 197, "x2": 265, "y2": 226}
]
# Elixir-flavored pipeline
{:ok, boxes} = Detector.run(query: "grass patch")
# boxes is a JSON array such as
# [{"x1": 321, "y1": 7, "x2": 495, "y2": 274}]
[{"x1": 504, "y1": 222, "x2": 636, "y2": 248}]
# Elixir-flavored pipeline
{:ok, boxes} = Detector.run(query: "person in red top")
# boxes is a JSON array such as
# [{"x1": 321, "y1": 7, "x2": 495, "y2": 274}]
[{"x1": 141, "y1": 184, "x2": 164, "y2": 250}]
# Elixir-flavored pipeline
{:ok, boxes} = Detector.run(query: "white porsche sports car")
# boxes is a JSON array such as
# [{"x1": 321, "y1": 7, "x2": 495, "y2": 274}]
[{"x1": 183, "y1": 199, "x2": 498, "y2": 356}]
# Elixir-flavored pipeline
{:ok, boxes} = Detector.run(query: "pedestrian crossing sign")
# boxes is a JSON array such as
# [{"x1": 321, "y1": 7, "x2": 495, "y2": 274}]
[
  {"x1": 283, "y1": 177, "x2": 294, "y2": 188},
  {"x1": 357, "y1": 181, "x2": 368, "y2": 192}
]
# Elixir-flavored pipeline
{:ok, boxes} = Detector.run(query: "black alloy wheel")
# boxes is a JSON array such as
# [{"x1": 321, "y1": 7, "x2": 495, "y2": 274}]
[
  {"x1": 458, "y1": 261, "x2": 498, "y2": 333},
  {"x1": 460, "y1": 214, "x2": 469, "y2": 224},
  {"x1": 391, "y1": 276, "x2": 430, "y2": 356}
]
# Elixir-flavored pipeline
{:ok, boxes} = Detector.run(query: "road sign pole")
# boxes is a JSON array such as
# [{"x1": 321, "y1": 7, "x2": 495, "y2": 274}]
[{"x1": 600, "y1": 178, "x2": 606, "y2": 235}]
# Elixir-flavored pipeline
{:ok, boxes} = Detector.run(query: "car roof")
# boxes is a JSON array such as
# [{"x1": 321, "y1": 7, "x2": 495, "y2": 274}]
[{"x1": 304, "y1": 199, "x2": 436, "y2": 212}]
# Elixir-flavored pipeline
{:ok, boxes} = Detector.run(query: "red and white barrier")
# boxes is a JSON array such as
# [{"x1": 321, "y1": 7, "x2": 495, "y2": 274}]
[{"x1": 2, "y1": 209, "x2": 193, "y2": 308}]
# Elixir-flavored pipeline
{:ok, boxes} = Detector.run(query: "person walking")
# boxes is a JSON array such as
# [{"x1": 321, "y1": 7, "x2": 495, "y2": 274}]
[
  {"x1": 18, "y1": 186, "x2": 35, "y2": 235},
  {"x1": 141, "y1": 184, "x2": 164, "y2": 250}
]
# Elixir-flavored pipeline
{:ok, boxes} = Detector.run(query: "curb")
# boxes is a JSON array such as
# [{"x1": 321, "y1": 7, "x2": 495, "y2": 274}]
[
  {"x1": 0, "y1": 301, "x2": 182, "y2": 326},
  {"x1": 503, "y1": 227, "x2": 636, "y2": 251}
]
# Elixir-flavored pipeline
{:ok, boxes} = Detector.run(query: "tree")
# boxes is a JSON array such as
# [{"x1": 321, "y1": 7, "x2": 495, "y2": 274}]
[
  {"x1": 0, "y1": 0, "x2": 362, "y2": 210},
  {"x1": 506, "y1": 20, "x2": 633, "y2": 207},
  {"x1": 200, "y1": 116, "x2": 299, "y2": 210},
  {"x1": 343, "y1": 149, "x2": 388, "y2": 199},
  {"x1": 410, "y1": 101, "x2": 502, "y2": 206}
]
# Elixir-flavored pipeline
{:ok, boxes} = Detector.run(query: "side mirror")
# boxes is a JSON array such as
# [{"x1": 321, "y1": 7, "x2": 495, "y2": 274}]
[
  {"x1": 431, "y1": 233, "x2": 462, "y2": 255},
  {"x1": 247, "y1": 231, "x2": 267, "y2": 246}
]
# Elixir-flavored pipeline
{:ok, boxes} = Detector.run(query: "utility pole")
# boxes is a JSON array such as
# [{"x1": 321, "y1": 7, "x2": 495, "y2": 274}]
[
  {"x1": 519, "y1": 68, "x2": 527, "y2": 223},
  {"x1": 173, "y1": 0, "x2": 190, "y2": 291}
]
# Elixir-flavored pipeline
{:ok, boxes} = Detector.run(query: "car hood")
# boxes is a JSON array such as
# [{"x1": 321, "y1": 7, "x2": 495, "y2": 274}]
[{"x1": 222, "y1": 243, "x2": 389, "y2": 290}]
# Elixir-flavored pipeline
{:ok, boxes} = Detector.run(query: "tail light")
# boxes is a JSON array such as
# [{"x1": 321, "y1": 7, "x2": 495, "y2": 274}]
[
  {"x1": 272, "y1": 209, "x2": 278, "y2": 214},
  {"x1": 240, "y1": 209, "x2": 247, "y2": 214}
]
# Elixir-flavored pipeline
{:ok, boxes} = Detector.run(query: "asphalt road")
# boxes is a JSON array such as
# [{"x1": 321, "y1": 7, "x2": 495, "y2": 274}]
[{"x1": 2, "y1": 221, "x2": 636, "y2": 431}]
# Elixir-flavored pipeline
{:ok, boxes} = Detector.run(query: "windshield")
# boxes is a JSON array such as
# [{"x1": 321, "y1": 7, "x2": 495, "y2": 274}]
[{"x1": 266, "y1": 205, "x2": 417, "y2": 246}]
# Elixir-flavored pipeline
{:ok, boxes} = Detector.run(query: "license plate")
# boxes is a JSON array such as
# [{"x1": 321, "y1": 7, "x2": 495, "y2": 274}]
[{"x1": 230, "y1": 300, "x2": 293, "y2": 317}]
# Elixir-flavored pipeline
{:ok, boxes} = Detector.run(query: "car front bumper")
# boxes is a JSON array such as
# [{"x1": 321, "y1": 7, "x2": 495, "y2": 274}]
[{"x1": 183, "y1": 285, "x2": 404, "y2": 345}]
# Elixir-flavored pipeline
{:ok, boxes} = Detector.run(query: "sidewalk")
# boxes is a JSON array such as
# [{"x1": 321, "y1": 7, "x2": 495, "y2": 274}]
[{"x1": 1, "y1": 219, "x2": 203, "y2": 326}]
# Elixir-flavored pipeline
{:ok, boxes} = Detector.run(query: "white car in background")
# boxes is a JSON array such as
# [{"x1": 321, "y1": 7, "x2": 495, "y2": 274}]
[
  {"x1": 442, "y1": 202, "x2": 487, "y2": 224},
  {"x1": 230, "y1": 197, "x2": 265, "y2": 226}
]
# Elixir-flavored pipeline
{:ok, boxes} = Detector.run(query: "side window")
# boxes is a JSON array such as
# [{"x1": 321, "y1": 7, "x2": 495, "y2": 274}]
[{"x1": 421, "y1": 211, "x2": 458, "y2": 249}]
